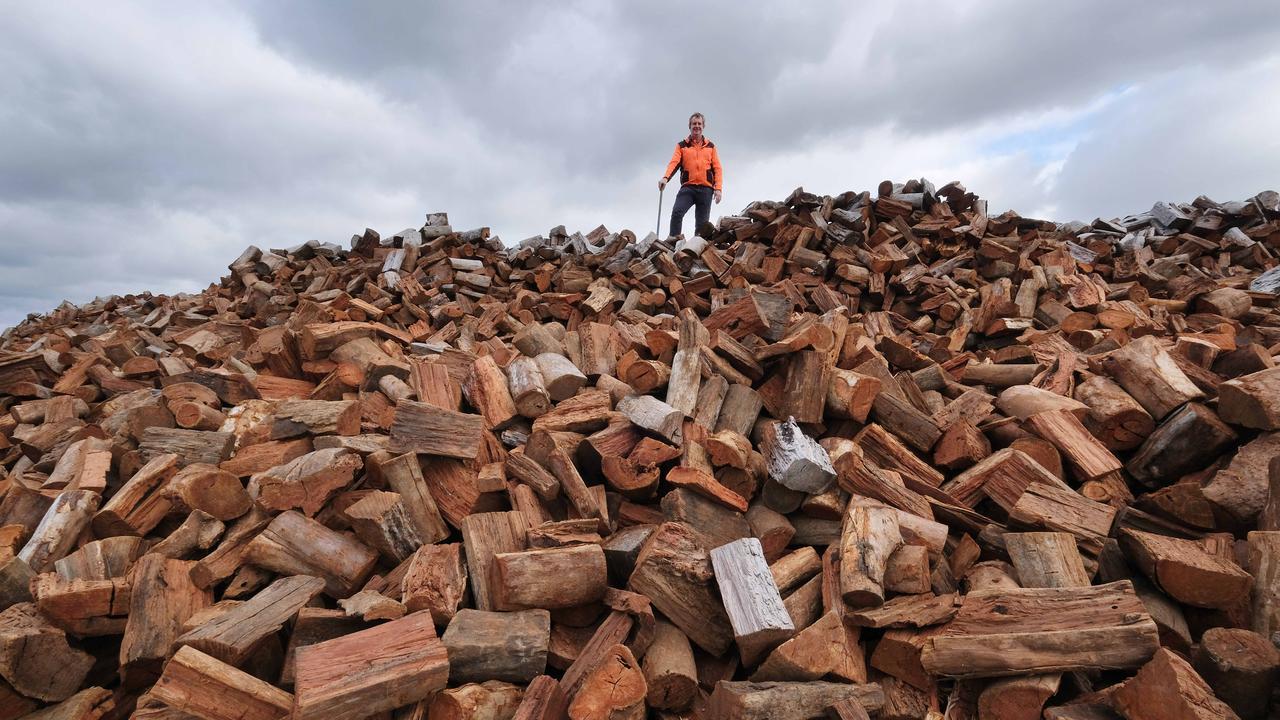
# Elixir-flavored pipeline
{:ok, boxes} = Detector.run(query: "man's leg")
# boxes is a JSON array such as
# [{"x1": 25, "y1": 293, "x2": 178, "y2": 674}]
[
  {"x1": 693, "y1": 186, "x2": 713, "y2": 236},
  {"x1": 669, "y1": 185, "x2": 696, "y2": 238}
]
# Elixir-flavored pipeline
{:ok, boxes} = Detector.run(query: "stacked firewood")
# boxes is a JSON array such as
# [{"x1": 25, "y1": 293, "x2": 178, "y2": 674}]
[{"x1": 2, "y1": 180, "x2": 1280, "y2": 720}]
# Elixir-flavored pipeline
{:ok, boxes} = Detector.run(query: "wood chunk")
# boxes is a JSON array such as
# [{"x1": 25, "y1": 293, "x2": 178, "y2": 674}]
[
  {"x1": 189, "y1": 507, "x2": 271, "y2": 590},
  {"x1": 762, "y1": 418, "x2": 836, "y2": 494},
  {"x1": 1004, "y1": 532, "x2": 1090, "y2": 589},
  {"x1": 752, "y1": 610, "x2": 866, "y2": 682},
  {"x1": 706, "y1": 681, "x2": 884, "y2": 720},
  {"x1": 512, "y1": 675, "x2": 569, "y2": 720},
  {"x1": 1113, "y1": 647, "x2": 1239, "y2": 720},
  {"x1": 1248, "y1": 531, "x2": 1280, "y2": 639},
  {"x1": 139, "y1": 428, "x2": 235, "y2": 467},
  {"x1": 1126, "y1": 402, "x2": 1237, "y2": 487},
  {"x1": 294, "y1": 611, "x2": 448, "y2": 720},
  {"x1": 845, "y1": 592, "x2": 960, "y2": 629},
  {"x1": 666, "y1": 309, "x2": 708, "y2": 417},
  {"x1": 628, "y1": 522, "x2": 733, "y2": 656},
  {"x1": 567, "y1": 643, "x2": 646, "y2": 720},
  {"x1": 1101, "y1": 335, "x2": 1203, "y2": 420},
  {"x1": 536, "y1": 352, "x2": 589, "y2": 401},
  {"x1": 617, "y1": 394, "x2": 682, "y2": 442},
  {"x1": 1219, "y1": 366, "x2": 1280, "y2": 430},
  {"x1": 278, "y1": 608, "x2": 366, "y2": 688},
  {"x1": 389, "y1": 399, "x2": 485, "y2": 459},
  {"x1": 218, "y1": 438, "x2": 312, "y2": 478},
  {"x1": 643, "y1": 620, "x2": 698, "y2": 711},
  {"x1": 826, "y1": 368, "x2": 881, "y2": 422},
  {"x1": 93, "y1": 452, "x2": 180, "y2": 537},
  {"x1": 1008, "y1": 482, "x2": 1116, "y2": 556},
  {"x1": 120, "y1": 554, "x2": 212, "y2": 687},
  {"x1": 166, "y1": 462, "x2": 251, "y2": 521},
  {"x1": 1191, "y1": 627, "x2": 1278, "y2": 720},
  {"x1": 177, "y1": 574, "x2": 323, "y2": 666},
  {"x1": 667, "y1": 466, "x2": 748, "y2": 512},
  {"x1": 442, "y1": 608, "x2": 550, "y2": 683},
  {"x1": 710, "y1": 537, "x2": 794, "y2": 665},
  {"x1": 378, "y1": 451, "x2": 450, "y2": 544},
  {"x1": 21, "y1": 686, "x2": 113, "y2": 720},
  {"x1": 921, "y1": 581, "x2": 1159, "y2": 678},
  {"x1": 248, "y1": 448, "x2": 361, "y2": 516},
  {"x1": 400, "y1": 543, "x2": 467, "y2": 624},
  {"x1": 431, "y1": 681, "x2": 526, "y2": 720},
  {"x1": 269, "y1": 399, "x2": 359, "y2": 438},
  {"x1": 151, "y1": 645, "x2": 292, "y2": 720},
  {"x1": 493, "y1": 544, "x2": 608, "y2": 611},
  {"x1": 508, "y1": 356, "x2": 552, "y2": 418},
  {"x1": 855, "y1": 423, "x2": 944, "y2": 487},
  {"x1": 840, "y1": 503, "x2": 902, "y2": 608},
  {"x1": 345, "y1": 490, "x2": 423, "y2": 563},
  {"x1": 1024, "y1": 409, "x2": 1123, "y2": 481},
  {"x1": 1204, "y1": 432, "x2": 1280, "y2": 524},
  {"x1": 463, "y1": 354, "x2": 519, "y2": 430},
  {"x1": 0, "y1": 602, "x2": 94, "y2": 701},
  {"x1": 715, "y1": 383, "x2": 763, "y2": 437},
  {"x1": 1074, "y1": 374, "x2": 1154, "y2": 451},
  {"x1": 1121, "y1": 528, "x2": 1253, "y2": 609},
  {"x1": 19, "y1": 489, "x2": 100, "y2": 572},
  {"x1": 244, "y1": 511, "x2": 378, "y2": 598},
  {"x1": 462, "y1": 511, "x2": 529, "y2": 611},
  {"x1": 884, "y1": 543, "x2": 931, "y2": 595},
  {"x1": 337, "y1": 589, "x2": 405, "y2": 621}
]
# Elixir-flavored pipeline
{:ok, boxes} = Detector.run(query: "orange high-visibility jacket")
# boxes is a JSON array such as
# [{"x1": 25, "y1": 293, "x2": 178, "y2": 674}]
[{"x1": 663, "y1": 136, "x2": 723, "y2": 191}]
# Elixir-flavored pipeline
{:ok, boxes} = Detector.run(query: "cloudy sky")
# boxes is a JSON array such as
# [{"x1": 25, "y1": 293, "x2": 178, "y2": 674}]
[{"x1": 2, "y1": 1, "x2": 1278, "y2": 330}]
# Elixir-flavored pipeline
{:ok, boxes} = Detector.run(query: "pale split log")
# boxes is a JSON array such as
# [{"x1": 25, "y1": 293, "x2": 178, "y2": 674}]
[
  {"x1": 507, "y1": 356, "x2": 552, "y2": 418},
  {"x1": 19, "y1": 490, "x2": 100, "y2": 572},
  {"x1": 761, "y1": 417, "x2": 836, "y2": 494},
  {"x1": 840, "y1": 502, "x2": 902, "y2": 608},
  {"x1": 710, "y1": 537, "x2": 794, "y2": 665}
]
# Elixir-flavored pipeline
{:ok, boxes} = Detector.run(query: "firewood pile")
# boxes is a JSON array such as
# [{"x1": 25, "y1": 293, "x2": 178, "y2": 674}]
[{"x1": 2, "y1": 179, "x2": 1280, "y2": 720}]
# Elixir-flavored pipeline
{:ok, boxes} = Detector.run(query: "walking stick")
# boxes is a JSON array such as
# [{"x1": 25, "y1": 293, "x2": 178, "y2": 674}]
[{"x1": 656, "y1": 185, "x2": 665, "y2": 239}]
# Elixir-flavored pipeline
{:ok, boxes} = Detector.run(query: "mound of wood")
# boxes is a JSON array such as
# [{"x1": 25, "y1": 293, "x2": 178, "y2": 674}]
[{"x1": 1, "y1": 180, "x2": 1279, "y2": 719}]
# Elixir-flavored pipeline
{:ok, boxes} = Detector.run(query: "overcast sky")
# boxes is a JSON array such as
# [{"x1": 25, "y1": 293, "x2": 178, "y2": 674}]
[{"x1": 2, "y1": 1, "x2": 1278, "y2": 330}]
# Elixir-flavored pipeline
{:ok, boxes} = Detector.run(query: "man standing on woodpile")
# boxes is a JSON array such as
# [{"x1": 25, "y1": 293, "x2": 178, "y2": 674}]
[{"x1": 660, "y1": 112, "x2": 723, "y2": 239}]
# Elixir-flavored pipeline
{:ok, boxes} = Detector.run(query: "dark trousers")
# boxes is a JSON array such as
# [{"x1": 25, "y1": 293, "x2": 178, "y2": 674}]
[{"x1": 669, "y1": 184, "x2": 713, "y2": 238}]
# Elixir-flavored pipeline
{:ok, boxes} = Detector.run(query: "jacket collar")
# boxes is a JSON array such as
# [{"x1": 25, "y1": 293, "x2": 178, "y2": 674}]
[{"x1": 685, "y1": 134, "x2": 708, "y2": 147}]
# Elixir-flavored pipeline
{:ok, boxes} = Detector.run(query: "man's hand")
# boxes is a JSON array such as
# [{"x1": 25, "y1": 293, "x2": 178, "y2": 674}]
[
  {"x1": 714, "y1": 190, "x2": 722, "y2": 204},
  {"x1": 658, "y1": 179, "x2": 667, "y2": 191}
]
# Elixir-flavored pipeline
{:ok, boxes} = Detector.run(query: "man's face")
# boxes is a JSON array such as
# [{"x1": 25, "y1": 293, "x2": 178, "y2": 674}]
[{"x1": 689, "y1": 117, "x2": 704, "y2": 138}]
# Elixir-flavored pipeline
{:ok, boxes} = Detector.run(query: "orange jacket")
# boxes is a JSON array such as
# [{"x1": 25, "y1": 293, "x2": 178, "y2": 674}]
[{"x1": 663, "y1": 136, "x2": 723, "y2": 191}]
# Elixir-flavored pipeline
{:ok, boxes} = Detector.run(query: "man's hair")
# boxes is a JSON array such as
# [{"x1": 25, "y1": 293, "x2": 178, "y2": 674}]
[{"x1": 688, "y1": 112, "x2": 705, "y2": 126}]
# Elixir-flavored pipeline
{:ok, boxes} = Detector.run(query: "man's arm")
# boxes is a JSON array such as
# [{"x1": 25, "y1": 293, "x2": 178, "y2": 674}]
[
  {"x1": 711, "y1": 146, "x2": 723, "y2": 202},
  {"x1": 660, "y1": 145, "x2": 681, "y2": 190}
]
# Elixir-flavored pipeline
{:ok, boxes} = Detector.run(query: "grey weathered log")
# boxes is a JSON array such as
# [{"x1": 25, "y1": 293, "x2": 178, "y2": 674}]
[
  {"x1": 710, "y1": 537, "x2": 795, "y2": 665},
  {"x1": 762, "y1": 418, "x2": 836, "y2": 494}
]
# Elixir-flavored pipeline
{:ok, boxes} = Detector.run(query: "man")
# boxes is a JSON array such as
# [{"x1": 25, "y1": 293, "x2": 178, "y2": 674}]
[{"x1": 660, "y1": 112, "x2": 723, "y2": 238}]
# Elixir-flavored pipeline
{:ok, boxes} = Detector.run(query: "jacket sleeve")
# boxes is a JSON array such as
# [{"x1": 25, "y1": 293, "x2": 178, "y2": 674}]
[
  {"x1": 711, "y1": 146, "x2": 723, "y2": 191},
  {"x1": 663, "y1": 144, "x2": 681, "y2": 182}
]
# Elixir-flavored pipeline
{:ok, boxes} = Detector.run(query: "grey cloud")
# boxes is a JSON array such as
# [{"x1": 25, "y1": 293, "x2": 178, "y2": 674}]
[{"x1": 1, "y1": 1, "x2": 1278, "y2": 331}]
